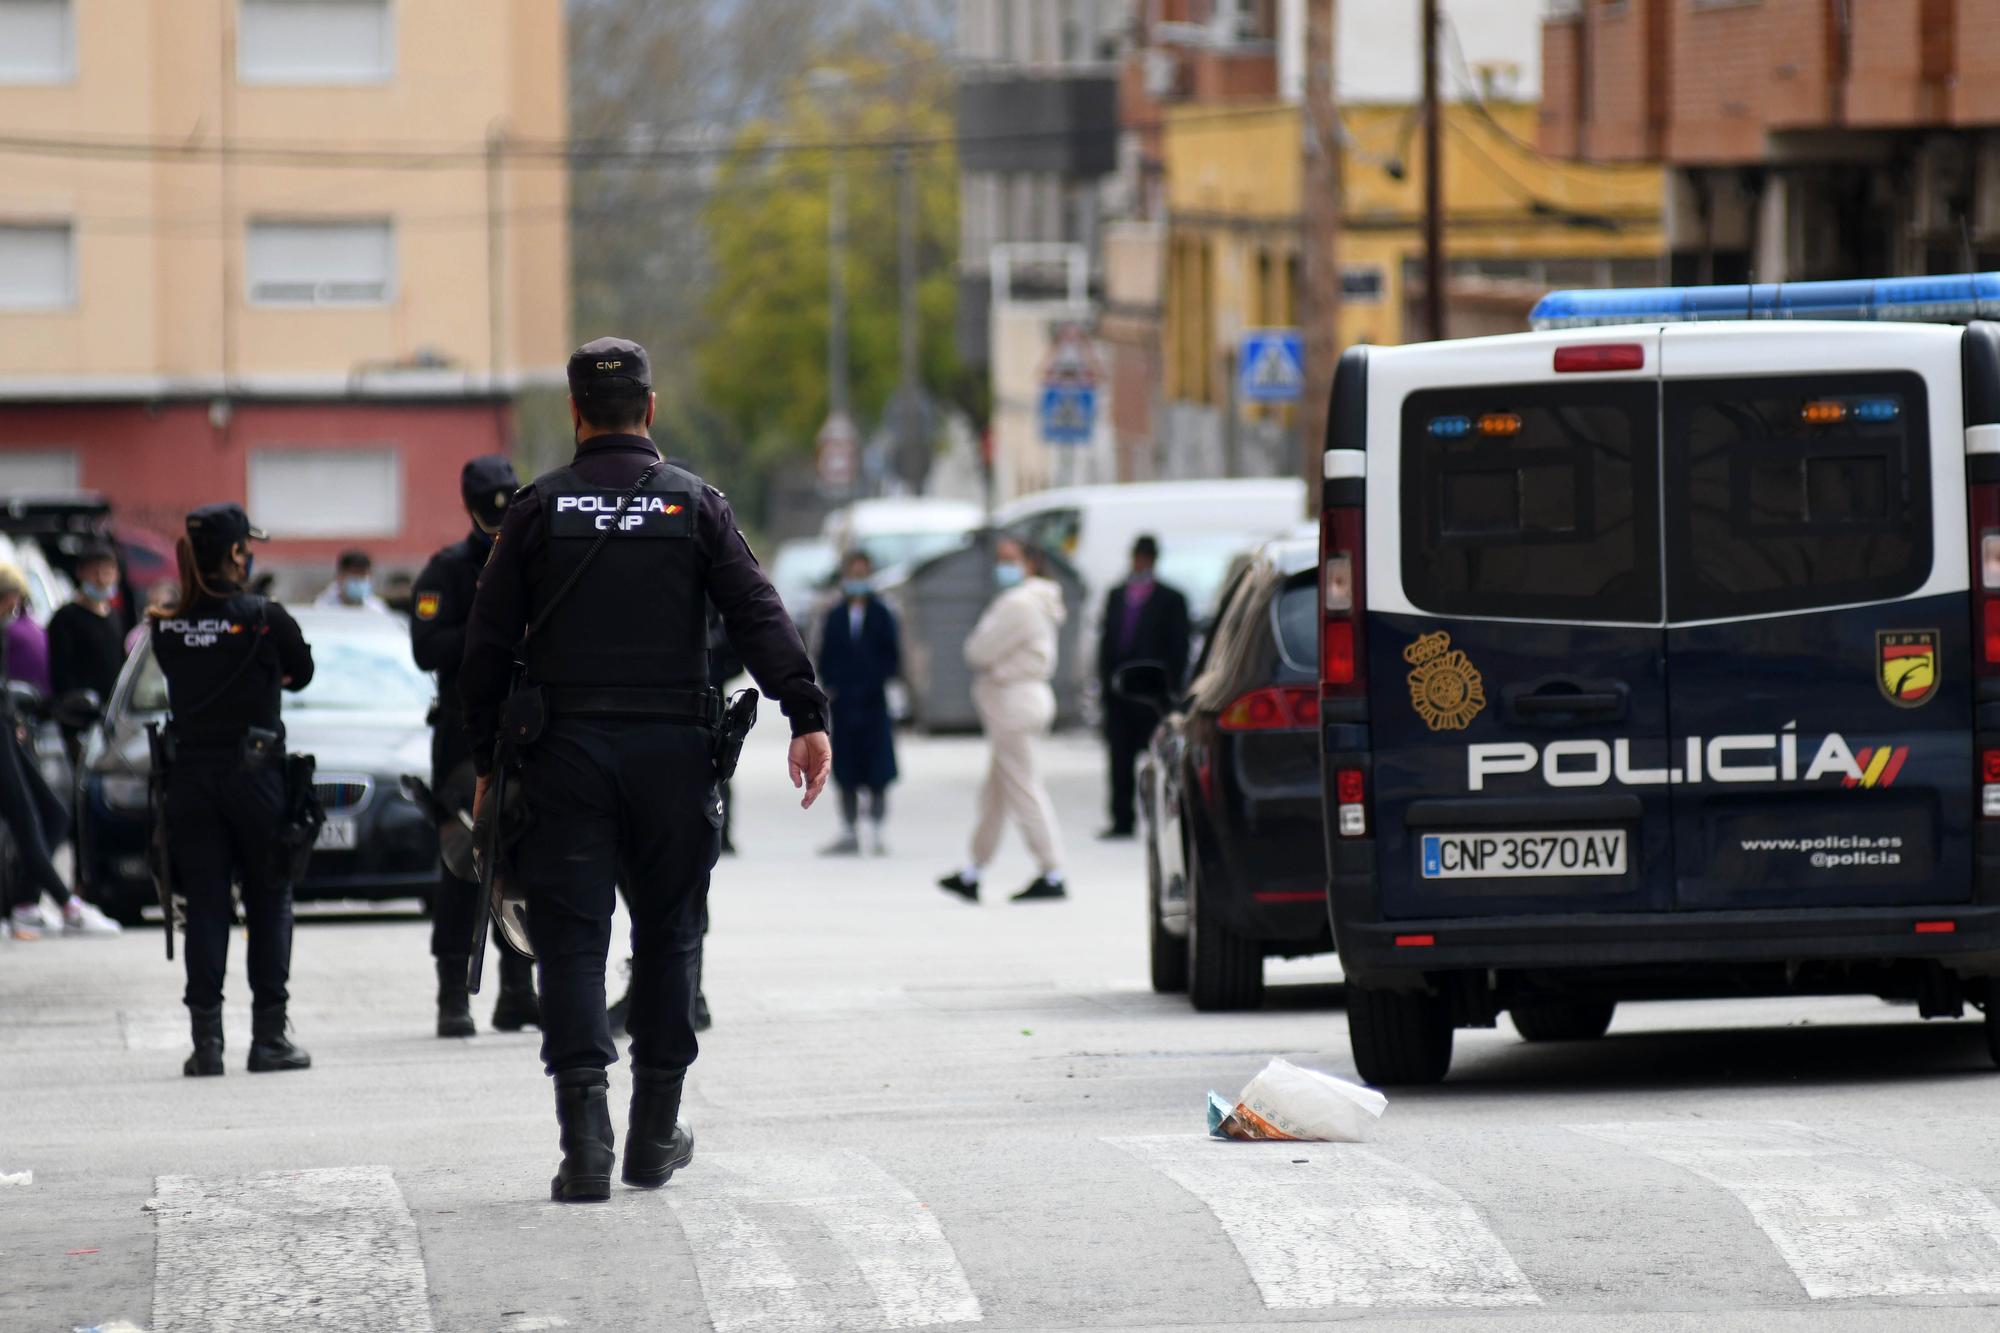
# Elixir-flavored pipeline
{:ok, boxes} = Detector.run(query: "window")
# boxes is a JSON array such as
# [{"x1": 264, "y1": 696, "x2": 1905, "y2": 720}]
[
  {"x1": 0, "y1": 1, "x2": 72, "y2": 83},
  {"x1": 0, "y1": 223, "x2": 75, "y2": 310},
  {"x1": 1272, "y1": 579, "x2": 1320, "y2": 676},
  {"x1": 245, "y1": 220, "x2": 393, "y2": 305},
  {"x1": 1341, "y1": 266, "x2": 1384, "y2": 303},
  {"x1": 248, "y1": 448, "x2": 402, "y2": 538},
  {"x1": 1663, "y1": 373, "x2": 1931, "y2": 621},
  {"x1": 238, "y1": 0, "x2": 393, "y2": 84},
  {"x1": 0, "y1": 448, "x2": 79, "y2": 492},
  {"x1": 1401, "y1": 382, "x2": 1661, "y2": 622}
]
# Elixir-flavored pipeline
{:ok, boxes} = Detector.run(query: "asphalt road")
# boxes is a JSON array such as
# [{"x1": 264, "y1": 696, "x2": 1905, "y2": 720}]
[{"x1": 7, "y1": 710, "x2": 2000, "y2": 1332}]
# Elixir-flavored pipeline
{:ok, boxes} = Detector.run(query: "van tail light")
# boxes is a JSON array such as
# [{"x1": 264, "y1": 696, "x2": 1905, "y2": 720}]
[
  {"x1": 1219, "y1": 686, "x2": 1320, "y2": 731},
  {"x1": 1335, "y1": 766, "x2": 1367, "y2": 837},
  {"x1": 1984, "y1": 748, "x2": 2000, "y2": 818},
  {"x1": 1973, "y1": 482, "x2": 2000, "y2": 675},
  {"x1": 1321, "y1": 506, "x2": 1365, "y2": 698}
]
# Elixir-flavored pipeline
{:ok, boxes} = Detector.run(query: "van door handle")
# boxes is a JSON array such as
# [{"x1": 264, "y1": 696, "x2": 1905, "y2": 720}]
[{"x1": 1506, "y1": 684, "x2": 1628, "y2": 723}]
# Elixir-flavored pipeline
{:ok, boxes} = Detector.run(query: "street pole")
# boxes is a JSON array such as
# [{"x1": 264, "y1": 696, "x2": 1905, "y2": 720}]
[
  {"x1": 829, "y1": 147, "x2": 851, "y2": 422},
  {"x1": 1299, "y1": 0, "x2": 1342, "y2": 491},
  {"x1": 1422, "y1": 0, "x2": 1446, "y2": 342},
  {"x1": 894, "y1": 145, "x2": 927, "y2": 490}
]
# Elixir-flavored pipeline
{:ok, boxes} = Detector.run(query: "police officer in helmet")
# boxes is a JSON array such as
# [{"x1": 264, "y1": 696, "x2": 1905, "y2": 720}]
[
  {"x1": 410, "y1": 455, "x2": 540, "y2": 1037},
  {"x1": 463, "y1": 337, "x2": 832, "y2": 1202},
  {"x1": 150, "y1": 504, "x2": 315, "y2": 1076}
]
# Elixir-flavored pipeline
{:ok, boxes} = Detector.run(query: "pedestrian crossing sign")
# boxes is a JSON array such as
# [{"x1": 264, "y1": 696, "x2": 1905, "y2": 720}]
[{"x1": 1239, "y1": 328, "x2": 1305, "y2": 403}]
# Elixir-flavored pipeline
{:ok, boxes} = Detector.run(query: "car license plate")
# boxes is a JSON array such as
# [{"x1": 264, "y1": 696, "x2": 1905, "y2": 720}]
[
  {"x1": 315, "y1": 818, "x2": 358, "y2": 852},
  {"x1": 1421, "y1": 829, "x2": 1626, "y2": 879}
]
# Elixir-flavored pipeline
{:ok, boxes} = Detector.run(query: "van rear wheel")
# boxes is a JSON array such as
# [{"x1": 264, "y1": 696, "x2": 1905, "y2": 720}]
[
  {"x1": 1510, "y1": 999, "x2": 1616, "y2": 1043},
  {"x1": 1147, "y1": 842, "x2": 1187, "y2": 995},
  {"x1": 1186, "y1": 849, "x2": 1262, "y2": 1012},
  {"x1": 1347, "y1": 984, "x2": 1453, "y2": 1085}
]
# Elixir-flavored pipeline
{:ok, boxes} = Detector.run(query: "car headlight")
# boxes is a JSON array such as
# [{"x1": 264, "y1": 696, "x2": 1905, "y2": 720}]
[{"x1": 99, "y1": 774, "x2": 149, "y2": 812}]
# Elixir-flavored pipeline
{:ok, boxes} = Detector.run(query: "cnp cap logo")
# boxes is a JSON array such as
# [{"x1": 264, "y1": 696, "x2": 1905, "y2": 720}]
[
  {"x1": 1405, "y1": 630, "x2": 1486, "y2": 732},
  {"x1": 596, "y1": 360, "x2": 623, "y2": 370}
]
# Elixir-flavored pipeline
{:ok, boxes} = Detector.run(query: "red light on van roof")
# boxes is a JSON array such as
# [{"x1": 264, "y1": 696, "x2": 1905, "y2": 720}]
[{"x1": 1553, "y1": 343, "x2": 1644, "y2": 373}]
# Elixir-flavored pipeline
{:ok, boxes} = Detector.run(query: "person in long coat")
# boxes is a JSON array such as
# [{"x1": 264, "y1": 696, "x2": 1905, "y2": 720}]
[{"x1": 816, "y1": 550, "x2": 901, "y2": 855}]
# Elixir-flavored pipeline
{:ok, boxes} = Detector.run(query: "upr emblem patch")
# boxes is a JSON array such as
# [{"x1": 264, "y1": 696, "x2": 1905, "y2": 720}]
[
  {"x1": 415, "y1": 592, "x2": 441, "y2": 621},
  {"x1": 1877, "y1": 629, "x2": 1938, "y2": 708},
  {"x1": 1405, "y1": 630, "x2": 1487, "y2": 732}
]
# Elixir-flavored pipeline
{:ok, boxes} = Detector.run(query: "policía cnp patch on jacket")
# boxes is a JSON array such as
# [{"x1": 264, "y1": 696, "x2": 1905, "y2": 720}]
[{"x1": 548, "y1": 492, "x2": 694, "y2": 539}]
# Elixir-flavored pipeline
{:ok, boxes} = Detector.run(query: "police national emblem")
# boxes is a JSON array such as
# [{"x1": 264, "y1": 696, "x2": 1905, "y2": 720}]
[
  {"x1": 1877, "y1": 629, "x2": 1938, "y2": 708},
  {"x1": 1405, "y1": 630, "x2": 1486, "y2": 732},
  {"x1": 415, "y1": 592, "x2": 441, "y2": 621}
]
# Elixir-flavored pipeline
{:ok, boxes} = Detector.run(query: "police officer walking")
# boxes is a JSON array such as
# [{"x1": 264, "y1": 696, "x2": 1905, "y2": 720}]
[
  {"x1": 410, "y1": 455, "x2": 540, "y2": 1038},
  {"x1": 462, "y1": 337, "x2": 831, "y2": 1203},
  {"x1": 150, "y1": 504, "x2": 315, "y2": 1076}
]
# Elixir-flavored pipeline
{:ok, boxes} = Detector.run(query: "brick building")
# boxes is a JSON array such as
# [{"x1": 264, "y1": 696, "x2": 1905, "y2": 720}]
[{"x1": 1542, "y1": 0, "x2": 2000, "y2": 284}]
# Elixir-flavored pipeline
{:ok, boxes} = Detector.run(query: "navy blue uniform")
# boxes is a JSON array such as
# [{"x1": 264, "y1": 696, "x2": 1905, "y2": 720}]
[{"x1": 410, "y1": 528, "x2": 493, "y2": 960}]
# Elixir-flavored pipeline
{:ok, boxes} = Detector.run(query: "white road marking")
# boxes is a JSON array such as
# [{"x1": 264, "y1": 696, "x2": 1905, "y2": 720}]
[
  {"x1": 152, "y1": 1166, "x2": 433, "y2": 1332},
  {"x1": 671, "y1": 1151, "x2": 982, "y2": 1332},
  {"x1": 1108, "y1": 1136, "x2": 1539, "y2": 1310},
  {"x1": 1574, "y1": 1120, "x2": 2000, "y2": 1300}
]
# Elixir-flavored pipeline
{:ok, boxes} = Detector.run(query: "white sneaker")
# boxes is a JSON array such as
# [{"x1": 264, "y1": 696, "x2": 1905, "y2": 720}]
[
  {"x1": 62, "y1": 897, "x2": 122, "y2": 936},
  {"x1": 14, "y1": 898, "x2": 59, "y2": 932},
  {"x1": 6, "y1": 907, "x2": 44, "y2": 941}
]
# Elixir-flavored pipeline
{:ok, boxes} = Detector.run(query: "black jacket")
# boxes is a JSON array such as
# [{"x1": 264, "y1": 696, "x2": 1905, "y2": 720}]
[
  {"x1": 459, "y1": 434, "x2": 828, "y2": 776},
  {"x1": 48, "y1": 601, "x2": 127, "y2": 701},
  {"x1": 1097, "y1": 577, "x2": 1192, "y2": 692},
  {"x1": 411, "y1": 527, "x2": 493, "y2": 776},
  {"x1": 151, "y1": 588, "x2": 314, "y2": 747}
]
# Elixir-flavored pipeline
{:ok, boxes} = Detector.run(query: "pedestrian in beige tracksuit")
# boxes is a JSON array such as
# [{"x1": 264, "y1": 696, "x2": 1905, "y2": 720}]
[{"x1": 937, "y1": 537, "x2": 1070, "y2": 904}]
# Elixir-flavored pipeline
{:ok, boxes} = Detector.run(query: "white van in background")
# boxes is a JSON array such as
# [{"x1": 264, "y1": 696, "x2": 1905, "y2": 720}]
[
  {"x1": 993, "y1": 478, "x2": 1308, "y2": 626},
  {"x1": 821, "y1": 498, "x2": 983, "y2": 581}
]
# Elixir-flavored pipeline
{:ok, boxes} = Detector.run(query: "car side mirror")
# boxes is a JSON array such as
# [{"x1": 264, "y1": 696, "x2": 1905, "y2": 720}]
[
  {"x1": 1112, "y1": 660, "x2": 1174, "y2": 716},
  {"x1": 52, "y1": 688, "x2": 102, "y2": 732}
]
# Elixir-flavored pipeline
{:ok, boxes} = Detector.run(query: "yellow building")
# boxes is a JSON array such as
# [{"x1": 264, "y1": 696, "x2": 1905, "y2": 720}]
[
  {"x1": 0, "y1": 0, "x2": 566, "y2": 571},
  {"x1": 1162, "y1": 99, "x2": 1664, "y2": 414}
]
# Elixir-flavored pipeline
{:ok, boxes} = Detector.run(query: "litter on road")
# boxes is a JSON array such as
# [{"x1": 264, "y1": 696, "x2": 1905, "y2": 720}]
[{"x1": 1206, "y1": 1058, "x2": 1386, "y2": 1142}]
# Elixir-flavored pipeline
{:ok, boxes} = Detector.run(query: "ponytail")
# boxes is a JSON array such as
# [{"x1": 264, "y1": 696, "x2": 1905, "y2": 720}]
[{"x1": 149, "y1": 536, "x2": 227, "y2": 621}]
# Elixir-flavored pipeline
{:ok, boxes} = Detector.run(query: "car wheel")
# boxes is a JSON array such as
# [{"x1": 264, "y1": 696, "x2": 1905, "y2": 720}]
[
  {"x1": 1186, "y1": 840, "x2": 1262, "y2": 1012},
  {"x1": 1510, "y1": 999, "x2": 1616, "y2": 1043},
  {"x1": 1347, "y1": 983, "x2": 1453, "y2": 1086},
  {"x1": 1147, "y1": 839, "x2": 1187, "y2": 995}
]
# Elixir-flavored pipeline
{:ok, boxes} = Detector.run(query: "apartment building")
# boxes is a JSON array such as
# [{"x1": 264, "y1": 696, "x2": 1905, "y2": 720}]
[
  {"x1": 1541, "y1": 0, "x2": 2000, "y2": 284},
  {"x1": 0, "y1": 0, "x2": 566, "y2": 577}
]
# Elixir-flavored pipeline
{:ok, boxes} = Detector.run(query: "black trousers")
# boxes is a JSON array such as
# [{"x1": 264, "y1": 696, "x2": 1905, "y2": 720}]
[
  {"x1": 166, "y1": 756, "x2": 291, "y2": 1011},
  {"x1": 517, "y1": 718, "x2": 719, "y2": 1076},
  {"x1": 0, "y1": 724, "x2": 68, "y2": 909},
  {"x1": 1104, "y1": 701, "x2": 1153, "y2": 834}
]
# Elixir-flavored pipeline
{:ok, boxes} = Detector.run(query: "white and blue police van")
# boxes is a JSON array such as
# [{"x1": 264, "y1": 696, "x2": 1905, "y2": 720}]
[{"x1": 1319, "y1": 273, "x2": 2000, "y2": 1084}]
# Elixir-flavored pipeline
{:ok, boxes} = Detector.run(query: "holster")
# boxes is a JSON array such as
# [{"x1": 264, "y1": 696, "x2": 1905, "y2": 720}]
[
  {"x1": 499, "y1": 683, "x2": 548, "y2": 752},
  {"x1": 275, "y1": 751, "x2": 325, "y2": 888},
  {"x1": 712, "y1": 688, "x2": 761, "y2": 784},
  {"x1": 144, "y1": 723, "x2": 177, "y2": 961}
]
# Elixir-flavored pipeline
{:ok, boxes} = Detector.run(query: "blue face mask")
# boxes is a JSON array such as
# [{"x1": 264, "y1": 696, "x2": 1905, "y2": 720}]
[
  {"x1": 994, "y1": 562, "x2": 1025, "y2": 589},
  {"x1": 342, "y1": 577, "x2": 372, "y2": 603},
  {"x1": 82, "y1": 580, "x2": 116, "y2": 603},
  {"x1": 841, "y1": 578, "x2": 872, "y2": 599}
]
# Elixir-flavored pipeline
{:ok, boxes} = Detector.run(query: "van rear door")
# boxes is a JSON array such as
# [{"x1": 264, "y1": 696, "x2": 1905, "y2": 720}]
[
  {"x1": 1367, "y1": 333, "x2": 1673, "y2": 918},
  {"x1": 1658, "y1": 324, "x2": 1973, "y2": 909}
]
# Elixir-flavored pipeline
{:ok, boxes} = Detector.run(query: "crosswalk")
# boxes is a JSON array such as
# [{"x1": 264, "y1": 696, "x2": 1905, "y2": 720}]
[{"x1": 134, "y1": 1121, "x2": 2000, "y2": 1331}]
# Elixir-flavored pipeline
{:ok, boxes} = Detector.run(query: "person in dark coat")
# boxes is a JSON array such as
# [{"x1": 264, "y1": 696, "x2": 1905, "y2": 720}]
[
  {"x1": 1097, "y1": 534, "x2": 1190, "y2": 839},
  {"x1": 816, "y1": 550, "x2": 900, "y2": 856}
]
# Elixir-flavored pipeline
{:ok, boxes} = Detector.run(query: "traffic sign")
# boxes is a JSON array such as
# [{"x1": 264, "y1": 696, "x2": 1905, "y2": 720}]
[
  {"x1": 1039, "y1": 383, "x2": 1096, "y2": 446},
  {"x1": 1239, "y1": 328, "x2": 1306, "y2": 403},
  {"x1": 815, "y1": 411, "x2": 860, "y2": 489}
]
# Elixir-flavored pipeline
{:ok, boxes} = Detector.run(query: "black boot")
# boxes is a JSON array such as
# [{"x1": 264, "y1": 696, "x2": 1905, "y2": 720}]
[
  {"x1": 247, "y1": 1004, "x2": 312, "y2": 1072},
  {"x1": 436, "y1": 957, "x2": 475, "y2": 1038},
  {"x1": 491, "y1": 950, "x2": 540, "y2": 1032},
  {"x1": 551, "y1": 1070, "x2": 615, "y2": 1203},
  {"x1": 622, "y1": 1065, "x2": 695, "y2": 1189},
  {"x1": 183, "y1": 1005, "x2": 224, "y2": 1078}
]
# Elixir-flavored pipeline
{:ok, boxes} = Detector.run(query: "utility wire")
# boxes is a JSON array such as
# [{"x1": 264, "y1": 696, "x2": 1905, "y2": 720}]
[{"x1": 1440, "y1": 15, "x2": 1659, "y2": 174}]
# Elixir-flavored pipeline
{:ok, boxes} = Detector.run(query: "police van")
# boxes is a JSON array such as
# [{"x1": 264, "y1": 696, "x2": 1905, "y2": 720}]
[{"x1": 1319, "y1": 274, "x2": 2000, "y2": 1084}]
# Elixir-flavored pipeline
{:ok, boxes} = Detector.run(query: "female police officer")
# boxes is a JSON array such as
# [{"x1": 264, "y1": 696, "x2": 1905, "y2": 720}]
[{"x1": 150, "y1": 503, "x2": 315, "y2": 1076}]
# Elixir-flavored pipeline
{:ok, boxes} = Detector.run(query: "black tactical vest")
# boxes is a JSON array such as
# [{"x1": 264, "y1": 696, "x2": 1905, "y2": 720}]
[{"x1": 524, "y1": 462, "x2": 708, "y2": 689}]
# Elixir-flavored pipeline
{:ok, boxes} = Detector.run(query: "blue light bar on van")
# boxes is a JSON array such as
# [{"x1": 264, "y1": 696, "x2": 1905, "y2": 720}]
[
  {"x1": 1429, "y1": 415, "x2": 1472, "y2": 438},
  {"x1": 1529, "y1": 272, "x2": 2000, "y2": 331}
]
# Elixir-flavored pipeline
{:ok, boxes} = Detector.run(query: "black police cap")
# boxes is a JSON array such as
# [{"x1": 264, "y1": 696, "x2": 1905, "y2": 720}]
[
  {"x1": 567, "y1": 337, "x2": 652, "y2": 399},
  {"x1": 460, "y1": 453, "x2": 519, "y2": 521},
  {"x1": 185, "y1": 503, "x2": 268, "y2": 551}
]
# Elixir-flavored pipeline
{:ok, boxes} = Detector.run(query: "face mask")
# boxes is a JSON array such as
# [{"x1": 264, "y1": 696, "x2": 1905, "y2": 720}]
[
  {"x1": 842, "y1": 579, "x2": 871, "y2": 599},
  {"x1": 242, "y1": 553, "x2": 255, "y2": 581},
  {"x1": 994, "y1": 562, "x2": 1025, "y2": 589},
  {"x1": 342, "y1": 577, "x2": 372, "y2": 602},
  {"x1": 83, "y1": 581, "x2": 116, "y2": 603}
]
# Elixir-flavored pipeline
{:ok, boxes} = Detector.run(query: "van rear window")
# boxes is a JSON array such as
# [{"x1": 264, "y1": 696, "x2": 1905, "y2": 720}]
[
  {"x1": 1400, "y1": 382, "x2": 1660, "y2": 622},
  {"x1": 1663, "y1": 373, "x2": 1930, "y2": 621}
]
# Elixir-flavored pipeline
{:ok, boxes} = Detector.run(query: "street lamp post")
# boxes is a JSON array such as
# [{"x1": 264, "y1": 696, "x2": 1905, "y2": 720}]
[{"x1": 809, "y1": 68, "x2": 858, "y2": 496}]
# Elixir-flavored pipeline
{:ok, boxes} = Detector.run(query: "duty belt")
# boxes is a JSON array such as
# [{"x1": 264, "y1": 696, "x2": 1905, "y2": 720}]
[{"x1": 547, "y1": 686, "x2": 724, "y2": 727}]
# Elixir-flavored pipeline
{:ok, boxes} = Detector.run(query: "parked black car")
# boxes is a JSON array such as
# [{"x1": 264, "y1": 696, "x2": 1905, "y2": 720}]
[
  {"x1": 78, "y1": 607, "x2": 438, "y2": 923},
  {"x1": 1124, "y1": 537, "x2": 1331, "y2": 1011}
]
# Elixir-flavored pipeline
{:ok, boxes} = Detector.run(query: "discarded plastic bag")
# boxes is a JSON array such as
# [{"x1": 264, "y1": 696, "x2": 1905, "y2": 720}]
[
  {"x1": 1206, "y1": 1058, "x2": 1387, "y2": 1143},
  {"x1": 0, "y1": 1169, "x2": 30, "y2": 1187}
]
